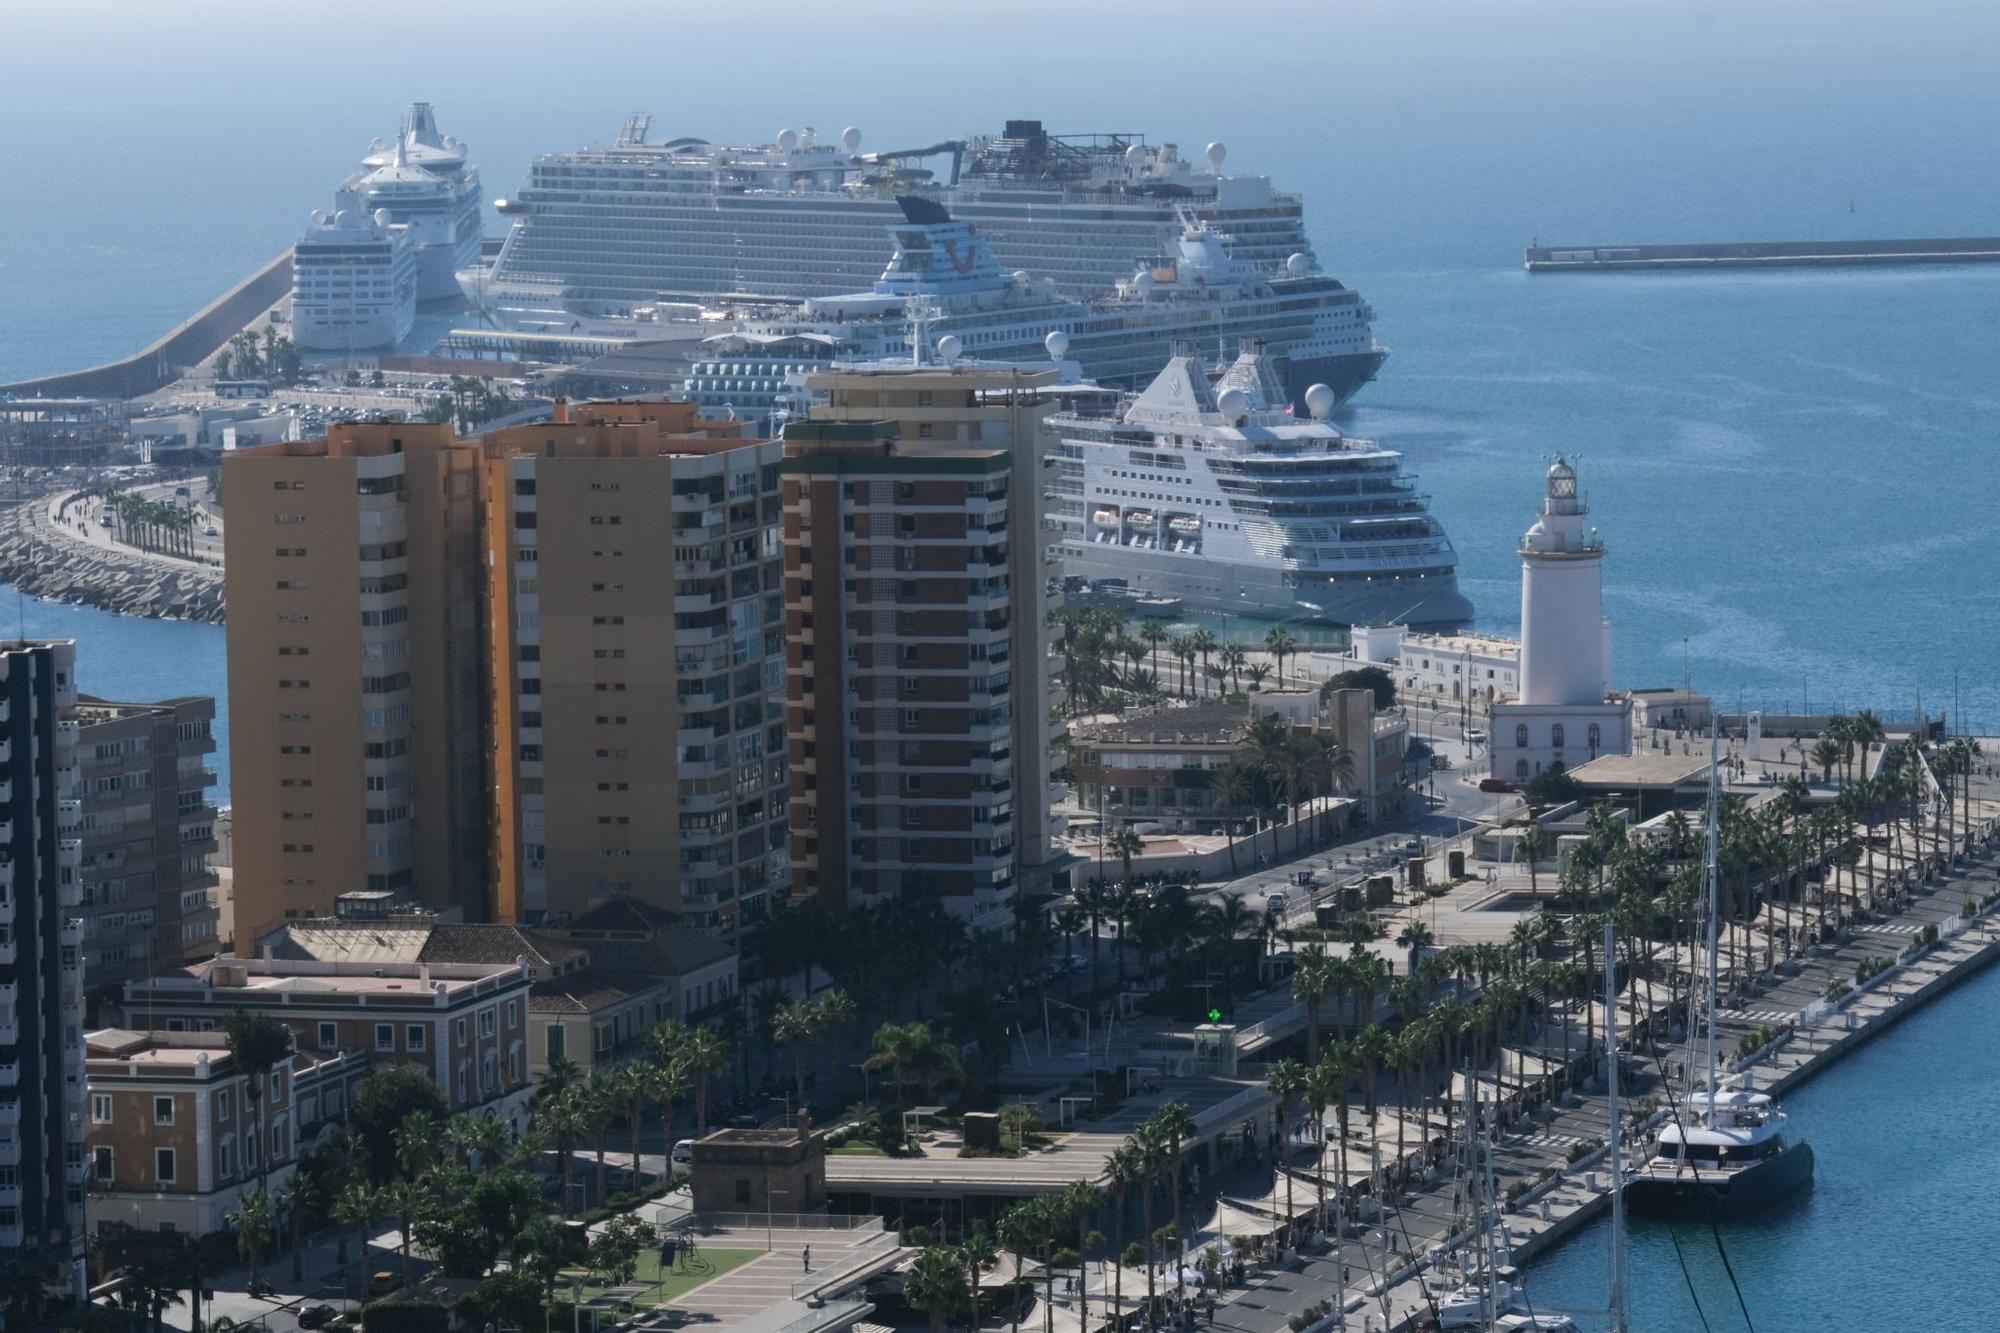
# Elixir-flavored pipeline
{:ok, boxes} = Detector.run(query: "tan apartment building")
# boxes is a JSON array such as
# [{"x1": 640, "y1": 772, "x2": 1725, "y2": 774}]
[
  {"x1": 800, "y1": 364, "x2": 1067, "y2": 908},
  {"x1": 222, "y1": 424, "x2": 485, "y2": 938},
  {"x1": 76, "y1": 695, "x2": 220, "y2": 1016},
  {"x1": 782, "y1": 421, "x2": 1025, "y2": 930},
  {"x1": 477, "y1": 400, "x2": 788, "y2": 930},
  {"x1": 119, "y1": 954, "x2": 535, "y2": 1128},
  {"x1": 83, "y1": 1030, "x2": 363, "y2": 1236}
]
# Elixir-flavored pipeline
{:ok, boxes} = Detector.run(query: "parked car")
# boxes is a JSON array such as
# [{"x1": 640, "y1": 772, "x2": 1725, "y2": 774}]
[
  {"x1": 297, "y1": 1304, "x2": 337, "y2": 1329},
  {"x1": 1478, "y1": 777, "x2": 1516, "y2": 793},
  {"x1": 1265, "y1": 891, "x2": 1290, "y2": 914},
  {"x1": 672, "y1": 1139, "x2": 696, "y2": 1165}
]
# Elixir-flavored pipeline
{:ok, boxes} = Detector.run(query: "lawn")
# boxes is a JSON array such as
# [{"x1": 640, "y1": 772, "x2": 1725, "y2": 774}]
[{"x1": 568, "y1": 1246, "x2": 761, "y2": 1307}]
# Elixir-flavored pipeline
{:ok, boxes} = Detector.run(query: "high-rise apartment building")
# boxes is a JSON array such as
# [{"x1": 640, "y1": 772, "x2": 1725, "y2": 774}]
[
  {"x1": 0, "y1": 640, "x2": 87, "y2": 1299},
  {"x1": 479, "y1": 400, "x2": 787, "y2": 930},
  {"x1": 782, "y1": 420, "x2": 1029, "y2": 931},
  {"x1": 75, "y1": 695, "x2": 220, "y2": 1016},
  {"x1": 223, "y1": 425, "x2": 485, "y2": 938},
  {"x1": 794, "y1": 364, "x2": 1067, "y2": 914}
]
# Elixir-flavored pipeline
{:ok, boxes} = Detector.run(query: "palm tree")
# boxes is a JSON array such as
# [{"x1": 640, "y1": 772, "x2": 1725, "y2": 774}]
[
  {"x1": 1059, "y1": 1178, "x2": 1102, "y2": 1332},
  {"x1": 1166, "y1": 633, "x2": 1194, "y2": 697},
  {"x1": 223, "y1": 1011, "x2": 294, "y2": 1199},
  {"x1": 333, "y1": 1181, "x2": 379, "y2": 1302},
  {"x1": 813, "y1": 988, "x2": 859, "y2": 1090},
  {"x1": 541, "y1": 1085, "x2": 592, "y2": 1217},
  {"x1": 682, "y1": 1025, "x2": 730, "y2": 1137},
  {"x1": 581, "y1": 1069, "x2": 619, "y2": 1205},
  {"x1": 1394, "y1": 920, "x2": 1434, "y2": 979},
  {"x1": 1108, "y1": 825, "x2": 1144, "y2": 886},
  {"x1": 281, "y1": 1167, "x2": 316, "y2": 1281},
  {"x1": 228, "y1": 1189, "x2": 275, "y2": 1292},
  {"x1": 394, "y1": 1110, "x2": 439, "y2": 1182},
  {"x1": 1103, "y1": 1142, "x2": 1144, "y2": 1322},
  {"x1": 906, "y1": 1246, "x2": 971, "y2": 1333},
  {"x1": 1249, "y1": 712, "x2": 1297, "y2": 861},
  {"x1": 1263, "y1": 626, "x2": 1299, "y2": 689},
  {"x1": 1209, "y1": 761, "x2": 1256, "y2": 872},
  {"x1": 1128, "y1": 1127, "x2": 1168, "y2": 1319},
  {"x1": 1220, "y1": 643, "x2": 1247, "y2": 694},
  {"x1": 382, "y1": 1177, "x2": 426, "y2": 1287},
  {"x1": 1146, "y1": 1102, "x2": 1196, "y2": 1296},
  {"x1": 863, "y1": 1021, "x2": 960, "y2": 1108},
  {"x1": 1246, "y1": 661, "x2": 1270, "y2": 692},
  {"x1": 956, "y1": 1222, "x2": 997, "y2": 1333},
  {"x1": 1292, "y1": 946, "x2": 1337, "y2": 1059},
  {"x1": 1517, "y1": 822, "x2": 1554, "y2": 895},
  {"x1": 997, "y1": 1200, "x2": 1044, "y2": 1333},
  {"x1": 773, "y1": 999, "x2": 821, "y2": 1109},
  {"x1": 1265, "y1": 1058, "x2": 1307, "y2": 1244},
  {"x1": 1189, "y1": 628, "x2": 1218, "y2": 698}
]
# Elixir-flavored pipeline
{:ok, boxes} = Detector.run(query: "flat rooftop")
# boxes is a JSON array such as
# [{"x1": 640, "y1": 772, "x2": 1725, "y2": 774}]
[{"x1": 1568, "y1": 751, "x2": 1714, "y2": 788}]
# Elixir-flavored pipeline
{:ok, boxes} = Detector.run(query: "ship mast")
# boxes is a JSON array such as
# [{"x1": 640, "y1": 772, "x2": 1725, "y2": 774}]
[{"x1": 1704, "y1": 724, "x2": 1721, "y2": 1131}]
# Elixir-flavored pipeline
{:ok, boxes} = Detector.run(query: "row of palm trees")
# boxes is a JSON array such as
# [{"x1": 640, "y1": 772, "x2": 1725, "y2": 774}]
[
  {"x1": 1057, "y1": 606, "x2": 1319, "y2": 718},
  {"x1": 106, "y1": 491, "x2": 202, "y2": 558}
]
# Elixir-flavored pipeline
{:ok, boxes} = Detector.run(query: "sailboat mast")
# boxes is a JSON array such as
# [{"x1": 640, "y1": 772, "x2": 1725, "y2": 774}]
[
  {"x1": 1704, "y1": 724, "x2": 1721, "y2": 1130},
  {"x1": 1606, "y1": 915, "x2": 1628, "y2": 1333}
]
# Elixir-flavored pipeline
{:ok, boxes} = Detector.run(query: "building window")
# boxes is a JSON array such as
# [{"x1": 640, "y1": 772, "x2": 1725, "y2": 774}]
[
  {"x1": 504, "y1": 1000, "x2": 520, "y2": 1029},
  {"x1": 217, "y1": 1089, "x2": 231, "y2": 1121},
  {"x1": 219, "y1": 1139, "x2": 233, "y2": 1180},
  {"x1": 1516, "y1": 759, "x2": 1530, "y2": 779},
  {"x1": 479, "y1": 1007, "x2": 495, "y2": 1038},
  {"x1": 1588, "y1": 723, "x2": 1602, "y2": 750},
  {"x1": 92, "y1": 1147, "x2": 113, "y2": 1183},
  {"x1": 407, "y1": 1024, "x2": 427, "y2": 1052},
  {"x1": 153, "y1": 1096, "x2": 175, "y2": 1126},
  {"x1": 318, "y1": 1022, "x2": 337, "y2": 1049},
  {"x1": 1515, "y1": 723, "x2": 1529, "y2": 748},
  {"x1": 455, "y1": 1017, "x2": 469, "y2": 1047},
  {"x1": 90, "y1": 1094, "x2": 111, "y2": 1124},
  {"x1": 375, "y1": 1023, "x2": 395, "y2": 1052},
  {"x1": 155, "y1": 1148, "x2": 176, "y2": 1185},
  {"x1": 1551, "y1": 723, "x2": 1565, "y2": 749},
  {"x1": 546, "y1": 1025, "x2": 565, "y2": 1062}
]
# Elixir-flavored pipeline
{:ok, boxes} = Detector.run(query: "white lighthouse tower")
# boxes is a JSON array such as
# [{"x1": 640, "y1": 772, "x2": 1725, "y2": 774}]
[{"x1": 1491, "y1": 457, "x2": 1631, "y2": 781}]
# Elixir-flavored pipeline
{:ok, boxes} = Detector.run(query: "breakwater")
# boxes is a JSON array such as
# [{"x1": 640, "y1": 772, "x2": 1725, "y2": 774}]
[
  {"x1": 1524, "y1": 237, "x2": 2000, "y2": 272},
  {"x1": 0, "y1": 252, "x2": 293, "y2": 401},
  {"x1": 0, "y1": 501, "x2": 223, "y2": 623}
]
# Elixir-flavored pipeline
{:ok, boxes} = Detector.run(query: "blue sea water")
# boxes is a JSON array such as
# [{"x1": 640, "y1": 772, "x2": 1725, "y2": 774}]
[
  {"x1": 4, "y1": 0, "x2": 2000, "y2": 785},
  {"x1": 1522, "y1": 957, "x2": 2000, "y2": 1331}
]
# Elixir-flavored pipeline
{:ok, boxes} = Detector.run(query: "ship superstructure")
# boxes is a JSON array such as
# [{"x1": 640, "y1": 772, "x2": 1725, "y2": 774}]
[
  {"x1": 463, "y1": 118, "x2": 1387, "y2": 404},
  {"x1": 1047, "y1": 348, "x2": 1470, "y2": 626},
  {"x1": 351, "y1": 102, "x2": 482, "y2": 300},
  {"x1": 291, "y1": 204, "x2": 418, "y2": 352},
  {"x1": 678, "y1": 199, "x2": 1381, "y2": 422}
]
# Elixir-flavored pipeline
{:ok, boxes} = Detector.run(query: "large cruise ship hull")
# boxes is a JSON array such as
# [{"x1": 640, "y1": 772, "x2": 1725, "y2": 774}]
[
  {"x1": 1288, "y1": 348, "x2": 1389, "y2": 410},
  {"x1": 1059, "y1": 540, "x2": 1471, "y2": 627},
  {"x1": 1623, "y1": 1141, "x2": 1816, "y2": 1220}
]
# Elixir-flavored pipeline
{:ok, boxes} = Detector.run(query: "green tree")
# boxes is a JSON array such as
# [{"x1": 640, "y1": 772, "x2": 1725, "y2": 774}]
[
  {"x1": 352, "y1": 1066, "x2": 448, "y2": 1181},
  {"x1": 906, "y1": 1245, "x2": 972, "y2": 1333},
  {"x1": 334, "y1": 1181, "x2": 380, "y2": 1304},
  {"x1": 682, "y1": 1024, "x2": 731, "y2": 1137},
  {"x1": 227, "y1": 1189, "x2": 275, "y2": 1291},
  {"x1": 281, "y1": 1167, "x2": 317, "y2": 1282},
  {"x1": 1263, "y1": 625, "x2": 1299, "y2": 689},
  {"x1": 1321, "y1": 665, "x2": 1397, "y2": 709},
  {"x1": 1145, "y1": 1103, "x2": 1195, "y2": 1297},
  {"x1": 1265, "y1": 1058, "x2": 1308, "y2": 1243}
]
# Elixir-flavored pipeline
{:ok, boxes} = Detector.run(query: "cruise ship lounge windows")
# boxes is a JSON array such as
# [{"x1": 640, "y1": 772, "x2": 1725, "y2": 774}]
[{"x1": 1515, "y1": 723, "x2": 1529, "y2": 749}]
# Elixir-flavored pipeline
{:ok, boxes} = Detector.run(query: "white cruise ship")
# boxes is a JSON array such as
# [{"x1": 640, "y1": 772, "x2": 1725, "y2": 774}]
[
  {"x1": 674, "y1": 197, "x2": 1376, "y2": 422},
  {"x1": 291, "y1": 204, "x2": 418, "y2": 352},
  {"x1": 463, "y1": 118, "x2": 1387, "y2": 405},
  {"x1": 350, "y1": 102, "x2": 482, "y2": 301},
  {"x1": 1048, "y1": 348, "x2": 1471, "y2": 627}
]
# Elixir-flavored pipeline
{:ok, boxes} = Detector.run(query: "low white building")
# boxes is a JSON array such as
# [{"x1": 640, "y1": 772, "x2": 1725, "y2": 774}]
[{"x1": 1347, "y1": 624, "x2": 1521, "y2": 706}]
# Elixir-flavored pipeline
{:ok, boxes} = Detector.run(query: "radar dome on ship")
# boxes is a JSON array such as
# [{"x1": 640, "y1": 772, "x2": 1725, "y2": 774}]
[
  {"x1": 310, "y1": 209, "x2": 327, "y2": 227},
  {"x1": 1304, "y1": 383, "x2": 1336, "y2": 419},
  {"x1": 1134, "y1": 272, "x2": 1156, "y2": 293},
  {"x1": 1011, "y1": 270, "x2": 1031, "y2": 284},
  {"x1": 1206, "y1": 141, "x2": 1227, "y2": 171},
  {"x1": 841, "y1": 126, "x2": 862, "y2": 153},
  {"x1": 1045, "y1": 330, "x2": 1070, "y2": 360},
  {"x1": 1124, "y1": 144, "x2": 1143, "y2": 167},
  {"x1": 776, "y1": 128, "x2": 799, "y2": 152},
  {"x1": 373, "y1": 208, "x2": 393, "y2": 227},
  {"x1": 1216, "y1": 387, "x2": 1249, "y2": 421},
  {"x1": 334, "y1": 209, "x2": 353, "y2": 227},
  {"x1": 936, "y1": 334, "x2": 962, "y2": 362},
  {"x1": 1286, "y1": 252, "x2": 1309, "y2": 276},
  {"x1": 369, "y1": 136, "x2": 385, "y2": 152}
]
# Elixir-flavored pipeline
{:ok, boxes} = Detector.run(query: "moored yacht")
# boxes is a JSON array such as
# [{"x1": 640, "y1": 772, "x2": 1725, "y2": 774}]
[{"x1": 1623, "y1": 1088, "x2": 1815, "y2": 1219}]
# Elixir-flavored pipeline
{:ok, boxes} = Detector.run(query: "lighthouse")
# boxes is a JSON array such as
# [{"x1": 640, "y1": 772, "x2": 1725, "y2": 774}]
[{"x1": 1491, "y1": 457, "x2": 1631, "y2": 781}]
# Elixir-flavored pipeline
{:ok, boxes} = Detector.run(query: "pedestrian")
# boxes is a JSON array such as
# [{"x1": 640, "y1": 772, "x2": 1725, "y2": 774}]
[{"x1": 802, "y1": 1244, "x2": 811, "y2": 1272}]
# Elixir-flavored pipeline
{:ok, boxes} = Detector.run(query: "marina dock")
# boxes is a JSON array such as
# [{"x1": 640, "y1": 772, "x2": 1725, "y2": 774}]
[{"x1": 1525, "y1": 236, "x2": 2000, "y2": 272}]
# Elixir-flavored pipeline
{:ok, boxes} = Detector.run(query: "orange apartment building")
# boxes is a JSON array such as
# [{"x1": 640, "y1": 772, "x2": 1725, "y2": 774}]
[
  {"x1": 477, "y1": 400, "x2": 789, "y2": 931},
  {"x1": 222, "y1": 425, "x2": 486, "y2": 939}
]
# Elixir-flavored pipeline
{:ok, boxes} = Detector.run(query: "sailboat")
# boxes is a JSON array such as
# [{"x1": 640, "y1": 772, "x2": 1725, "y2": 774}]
[{"x1": 1624, "y1": 729, "x2": 1816, "y2": 1218}]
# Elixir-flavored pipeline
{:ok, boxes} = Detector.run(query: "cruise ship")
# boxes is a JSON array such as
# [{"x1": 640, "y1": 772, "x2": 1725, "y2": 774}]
[
  {"x1": 462, "y1": 117, "x2": 1387, "y2": 403},
  {"x1": 1047, "y1": 347, "x2": 1470, "y2": 626},
  {"x1": 351, "y1": 102, "x2": 482, "y2": 301},
  {"x1": 676, "y1": 197, "x2": 1377, "y2": 421},
  {"x1": 291, "y1": 204, "x2": 419, "y2": 352}
]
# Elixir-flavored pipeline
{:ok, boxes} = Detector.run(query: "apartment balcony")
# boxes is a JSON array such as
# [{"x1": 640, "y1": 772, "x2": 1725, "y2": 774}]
[
  {"x1": 0, "y1": 1063, "x2": 18, "y2": 1090},
  {"x1": 58, "y1": 838, "x2": 81, "y2": 869},
  {"x1": 0, "y1": 738, "x2": 11, "y2": 767},
  {"x1": 55, "y1": 719, "x2": 78, "y2": 747},
  {"x1": 56, "y1": 799, "x2": 79, "y2": 835},
  {"x1": 60, "y1": 917, "x2": 83, "y2": 946},
  {"x1": 0, "y1": 1097, "x2": 20, "y2": 1132},
  {"x1": 0, "y1": 988, "x2": 15, "y2": 1044}
]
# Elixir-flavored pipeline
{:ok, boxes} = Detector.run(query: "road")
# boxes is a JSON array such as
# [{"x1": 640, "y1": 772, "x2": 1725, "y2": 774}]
[{"x1": 49, "y1": 474, "x2": 224, "y2": 567}]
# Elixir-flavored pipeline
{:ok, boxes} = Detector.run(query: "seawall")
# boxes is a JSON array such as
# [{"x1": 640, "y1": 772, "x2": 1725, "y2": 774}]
[
  {"x1": 0, "y1": 501, "x2": 224, "y2": 623},
  {"x1": 0, "y1": 251, "x2": 293, "y2": 401},
  {"x1": 1525, "y1": 237, "x2": 2000, "y2": 272}
]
